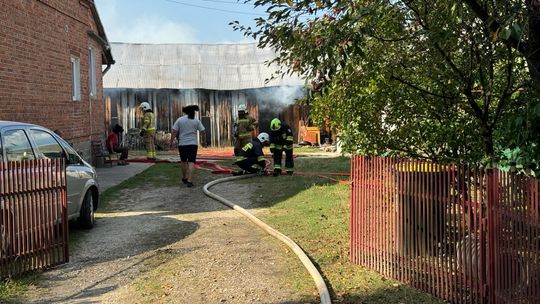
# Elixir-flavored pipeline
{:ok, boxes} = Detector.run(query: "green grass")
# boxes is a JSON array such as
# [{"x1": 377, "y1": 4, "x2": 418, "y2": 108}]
[
  {"x1": 1, "y1": 157, "x2": 443, "y2": 303},
  {"x1": 255, "y1": 156, "x2": 444, "y2": 303},
  {"x1": 292, "y1": 155, "x2": 350, "y2": 173},
  {"x1": 294, "y1": 145, "x2": 333, "y2": 155},
  {"x1": 0, "y1": 274, "x2": 40, "y2": 303}
]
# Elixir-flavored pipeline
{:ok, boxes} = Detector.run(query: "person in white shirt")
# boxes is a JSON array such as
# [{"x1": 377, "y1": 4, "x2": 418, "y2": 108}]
[{"x1": 170, "y1": 105, "x2": 206, "y2": 187}]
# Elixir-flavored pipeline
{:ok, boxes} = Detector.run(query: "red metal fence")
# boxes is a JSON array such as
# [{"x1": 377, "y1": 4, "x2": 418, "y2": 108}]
[
  {"x1": 350, "y1": 156, "x2": 540, "y2": 303},
  {"x1": 0, "y1": 159, "x2": 68, "y2": 278}
]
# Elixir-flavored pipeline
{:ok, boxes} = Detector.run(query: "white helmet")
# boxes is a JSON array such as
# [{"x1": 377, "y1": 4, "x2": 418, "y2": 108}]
[
  {"x1": 139, "y1": 102, "x2": 151, "y2": 111},
  {"x1": 237, "y1": 104, "x2": 247, "y2": 112},
  {"x1": 257, "y1": 132, "x2": 269, "y2": 144}
]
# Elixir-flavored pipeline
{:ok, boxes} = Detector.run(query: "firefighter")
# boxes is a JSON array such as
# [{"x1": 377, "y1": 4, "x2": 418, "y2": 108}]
[
  {"x1": 233, "y1": 132, "x2": 270, "y2": 175},
  {"x1": 233, "y1": 104, "x2": 258, "y2": 156},
  {"x1": 139, "y1": 101, "x2": 156, "y2": 160},
  {"x1": 269, "y1": 118, "x2": 294, "y2": 176}
]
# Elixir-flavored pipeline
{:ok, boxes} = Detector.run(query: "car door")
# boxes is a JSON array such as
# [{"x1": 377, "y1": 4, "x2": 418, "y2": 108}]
[{"x1": 28, "y1": 129, "x2": 84, "y2": 218}]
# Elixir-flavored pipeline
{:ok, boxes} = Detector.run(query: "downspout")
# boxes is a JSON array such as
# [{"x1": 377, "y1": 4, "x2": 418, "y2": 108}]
[
  {"x1": 87, "y1": 30, "x2": 114, "y2": 150},
  {"x1": 102, "y1": 62, "x2": 112, "y2": 75}
]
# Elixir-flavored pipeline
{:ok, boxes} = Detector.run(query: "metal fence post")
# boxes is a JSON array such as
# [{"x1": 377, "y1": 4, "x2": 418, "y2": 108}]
[{"x1": 486, "y1": 168, "x2": 498, "y2": 304}]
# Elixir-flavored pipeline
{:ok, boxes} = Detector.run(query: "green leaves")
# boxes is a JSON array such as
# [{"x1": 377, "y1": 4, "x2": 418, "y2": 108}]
[{"x1": 234, "y1": 0, "x2": 540, "y2": 165}]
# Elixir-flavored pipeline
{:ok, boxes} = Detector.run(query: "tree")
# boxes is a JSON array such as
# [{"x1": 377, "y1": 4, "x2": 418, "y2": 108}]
[{"x1": 234, "y1": 0, "x2": 540, "y2": 164}]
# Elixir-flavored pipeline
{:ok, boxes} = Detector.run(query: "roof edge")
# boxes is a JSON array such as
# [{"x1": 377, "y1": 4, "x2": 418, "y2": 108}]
[{"x1": 86, "y1": 0, "x2": 114, "y2": 64}]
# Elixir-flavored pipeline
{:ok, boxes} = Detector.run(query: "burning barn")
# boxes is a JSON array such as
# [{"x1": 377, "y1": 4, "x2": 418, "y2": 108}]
[{"x1": 103, "y1": 43, "x2": 308, "y2": 147}]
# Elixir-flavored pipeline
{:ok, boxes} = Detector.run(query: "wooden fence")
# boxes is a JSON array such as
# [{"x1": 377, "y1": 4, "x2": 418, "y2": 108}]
[
  {"x1": 0, "y1": 159, "x2": 68, "y2": 278},
  {"x1": 350, "y1": 156, "x2": 540, "y2": 303},
  {"x1": 104, "y1": 87, "x2": 309, "y2": 147}
]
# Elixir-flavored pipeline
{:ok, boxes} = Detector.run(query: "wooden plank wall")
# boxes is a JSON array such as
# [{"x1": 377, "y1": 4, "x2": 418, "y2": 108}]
[{"x1": 104, "y1": 88, "x2": 308, "y2": 147}]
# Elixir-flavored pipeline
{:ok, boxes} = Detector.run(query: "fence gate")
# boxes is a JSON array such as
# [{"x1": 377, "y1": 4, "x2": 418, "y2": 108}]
[
  {"x1": 350, "y1": 156, "x2": 540, "y2": 304},
  {"x1": 0, "y1": 159, "x2": 68, "y2": 278}
]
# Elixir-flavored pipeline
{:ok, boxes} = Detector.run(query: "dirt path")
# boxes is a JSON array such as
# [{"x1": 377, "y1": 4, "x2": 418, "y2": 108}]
[{"x1": 22, "y1": 173, "x2": 315, "y2": 303}]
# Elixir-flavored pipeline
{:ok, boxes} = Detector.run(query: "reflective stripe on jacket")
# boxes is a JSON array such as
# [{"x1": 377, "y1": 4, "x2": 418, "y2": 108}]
[
  {"x1": 236, "y1": 115, "x2": 257, "y2": 138},
  {"x1": 236, "y1": 139, "x2": 266, "y2": 167},
  {"x1": 269, "y1": 123, "x2": 293, "y2": 147},
  {"x1": 142, "y1": 112, "x2": 155, "y2": 132}
]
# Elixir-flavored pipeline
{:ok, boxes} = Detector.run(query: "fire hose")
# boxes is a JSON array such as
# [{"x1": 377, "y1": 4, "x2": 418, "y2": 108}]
[
  {"x1": 202, "y1": 174, "x2": 332, "y2": 304},
  {"x1": 129, "y1": 156, "x2": 347, "y2": 302}
]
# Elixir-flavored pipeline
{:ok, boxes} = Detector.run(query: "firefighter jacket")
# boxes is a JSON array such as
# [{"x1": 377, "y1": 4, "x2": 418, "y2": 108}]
[
  {"x1": 269, "y1": 123, "x2": 293, "y2": 151},
  {"x1": 234, "y1": 114, "x2": 258, "y2": 139},
  {"x1": 141, "y1": 111, "x2": 156, "y2": 134},
  {"x1": 236, "y1": 138, "x2": 266, "y2": 168}
]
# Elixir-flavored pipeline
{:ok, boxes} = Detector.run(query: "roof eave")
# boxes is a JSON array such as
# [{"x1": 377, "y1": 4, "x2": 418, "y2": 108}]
[{"x1": 86, "y1": 0, "x2": 114, "y2": 65}]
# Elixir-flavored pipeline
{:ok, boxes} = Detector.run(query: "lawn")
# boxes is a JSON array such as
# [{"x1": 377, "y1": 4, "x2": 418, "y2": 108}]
[
  {"x1": 1, "y1": 156, "x2": 443, "y2": 303},
  {"x1": 0, "y1": 274, "x2": 40, "y2": 303},
  {"x1": 253, "y1": 156, "x2": 443, "y2": 303}
]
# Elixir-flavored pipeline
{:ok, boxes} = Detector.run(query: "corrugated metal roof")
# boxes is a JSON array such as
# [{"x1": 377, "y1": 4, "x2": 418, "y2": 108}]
[{"x1": 104, "y1": 43, "x2": 305, "y2": 90}]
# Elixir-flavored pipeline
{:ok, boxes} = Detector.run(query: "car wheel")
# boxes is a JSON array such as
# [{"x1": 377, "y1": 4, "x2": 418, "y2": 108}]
[{"x1": 78, "y1": 190, "x2": 95, "y2": 229}]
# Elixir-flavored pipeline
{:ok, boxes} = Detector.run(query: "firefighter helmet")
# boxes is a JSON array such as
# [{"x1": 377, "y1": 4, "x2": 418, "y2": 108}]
[
  {"x1": 270, "y1": 118, "x2": 281, "y2": 131},
  {"x1": 257, "y1": 132, "x2": 270, "y2": 144},
  {"x1": 238, "y1": 104, "x2": 247, "y2": 112},
  {"x1": 139, "y1": 102, "x2": 151, "y2": 111}
]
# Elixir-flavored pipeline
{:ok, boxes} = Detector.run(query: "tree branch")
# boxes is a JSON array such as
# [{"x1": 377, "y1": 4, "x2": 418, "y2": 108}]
[
  {"x1": 463, "y1": 80, "x2": 486, "y2": 120},
  {"x1": 494, "y1": 45, "x2": 515, "y2": 124},
  {"x1": 403, "y1": 1, "x2": 468, "y2": 81},
  {"x1": 462, "y1": 0, "x2": 528, "y2": 54},
  {"x1": 390, "y1": 75, "x2": 457, "y2": 99}
]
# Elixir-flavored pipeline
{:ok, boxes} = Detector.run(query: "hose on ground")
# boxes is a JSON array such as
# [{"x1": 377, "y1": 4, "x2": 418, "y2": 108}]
[{"x1": 203, "y1": 175, "x2": 332, "y2": 304}]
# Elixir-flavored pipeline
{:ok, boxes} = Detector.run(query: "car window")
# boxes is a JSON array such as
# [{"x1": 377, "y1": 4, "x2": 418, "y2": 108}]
[
  {"x1": 30, "y1": 129, "x2": 64, "y2": 159},
  {"x1": 54, "y1": 137, "x2": 82, "y2": 165},
  {"x1": 4, "y1": 129, "x2": 35, "y2": 161}
]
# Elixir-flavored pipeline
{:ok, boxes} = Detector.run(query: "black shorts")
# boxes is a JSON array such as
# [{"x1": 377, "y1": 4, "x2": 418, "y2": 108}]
[{"x1": 178, "y1": 145, "x2": 198, "y2": 162}]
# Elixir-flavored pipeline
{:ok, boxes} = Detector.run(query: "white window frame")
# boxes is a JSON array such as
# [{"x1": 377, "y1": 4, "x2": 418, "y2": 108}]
[
  {"x1": 88, "y1": 47, "x2": 97, "y2": 97},
  {"x1": 71, "y1": 56, "x2": 81, "y2": 101}
]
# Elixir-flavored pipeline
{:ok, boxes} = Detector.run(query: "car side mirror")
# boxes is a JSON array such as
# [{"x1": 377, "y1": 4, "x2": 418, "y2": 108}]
[{"x1": 66, "y1": 153, "x2": 80, "y2": 165}]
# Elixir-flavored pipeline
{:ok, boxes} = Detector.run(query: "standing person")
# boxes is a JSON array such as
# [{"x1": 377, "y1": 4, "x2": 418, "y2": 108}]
[
  {"x1": 170, "y1": 105, "x2": 206, "y2": 188},
  {"x1": 106, "y1": 124, "x2": 129, "y2": 165},
  {"x1": 269, "y1": 118, "x2": 294, "y2": 176},
  {"x1": 139, "y1": 101, "x2": 156, "y2": 160},
  {"x1": 233, "y1": 132, "x2": 270, "y2": 175},
  {"x1": 233, "y1": 104, "x2": 258, "y2": 156}
]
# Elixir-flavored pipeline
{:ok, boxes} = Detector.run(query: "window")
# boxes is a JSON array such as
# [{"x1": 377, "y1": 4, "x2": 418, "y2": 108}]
[
  {"x1": 71, "y1": 56, "x2": 81, "y2": 101},
  {"x1": 4, "y1": 129, "x2": 35, "y2": 162},
  {"x1": 30, "y1": 130, "x2": 64, "y2": 159},
  {"x1": 88, "y1": 47, "x2": 96, "y2": 97}
]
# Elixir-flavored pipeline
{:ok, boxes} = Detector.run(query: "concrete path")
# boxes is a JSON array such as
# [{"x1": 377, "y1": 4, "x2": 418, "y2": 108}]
[{"x1": 95, "y1": 162, "x2": 153, "y2": 192}]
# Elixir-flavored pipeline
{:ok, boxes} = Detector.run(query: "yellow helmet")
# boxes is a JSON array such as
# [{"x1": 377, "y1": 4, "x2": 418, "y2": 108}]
[{"x1": 270, "y1": 118, "x2": 281, "y2": 131}]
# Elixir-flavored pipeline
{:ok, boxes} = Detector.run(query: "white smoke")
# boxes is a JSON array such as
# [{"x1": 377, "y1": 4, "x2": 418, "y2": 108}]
[{"x1": 251, "y1": 86, "x2": 306, "y2": 113}]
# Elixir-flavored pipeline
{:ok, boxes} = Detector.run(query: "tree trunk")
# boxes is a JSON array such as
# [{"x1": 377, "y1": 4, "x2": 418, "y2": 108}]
[{"x1": 480, "y1": 124, "x2": 495, "y2": 160}]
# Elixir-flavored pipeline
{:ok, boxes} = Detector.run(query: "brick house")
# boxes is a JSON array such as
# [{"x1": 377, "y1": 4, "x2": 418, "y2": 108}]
[{"x1": 0, "y1": 0, "x2": 114, "y2": 160}]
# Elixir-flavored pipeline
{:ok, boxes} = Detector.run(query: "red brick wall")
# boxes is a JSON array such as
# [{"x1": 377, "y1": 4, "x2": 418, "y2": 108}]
[{"x1": 0, "y1": 0, "x2": 106, "y2": 148}]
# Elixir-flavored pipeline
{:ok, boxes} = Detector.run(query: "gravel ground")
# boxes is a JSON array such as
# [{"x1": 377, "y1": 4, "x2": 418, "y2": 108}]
[{"x1": 22, "y1": 173, "x2": 316, "y2": 304}]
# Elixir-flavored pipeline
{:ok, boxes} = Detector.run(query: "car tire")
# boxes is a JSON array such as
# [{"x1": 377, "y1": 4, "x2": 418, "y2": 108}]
[{"x1": 78, "y1": 190, "x2": 95, "y2": 229}]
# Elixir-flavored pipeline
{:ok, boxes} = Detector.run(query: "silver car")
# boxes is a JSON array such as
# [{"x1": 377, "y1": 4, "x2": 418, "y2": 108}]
[{"x1": 0, "y1": 120, "x2": 99, "y2": 229}]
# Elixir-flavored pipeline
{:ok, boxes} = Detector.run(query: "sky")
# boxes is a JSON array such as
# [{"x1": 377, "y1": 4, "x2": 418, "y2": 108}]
[{"x1": 94, "y1": 0, "x2": 269, "y2": 44}]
